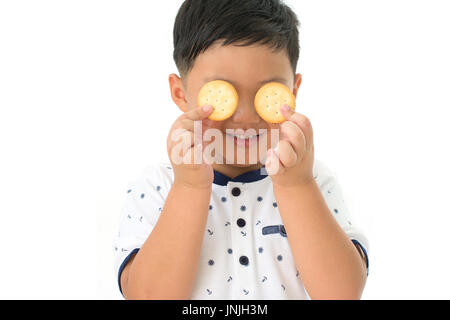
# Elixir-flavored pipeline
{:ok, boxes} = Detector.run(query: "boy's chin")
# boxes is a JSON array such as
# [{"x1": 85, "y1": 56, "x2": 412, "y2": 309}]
[
  {"x1": 219, "y1": 156, "x2": 264, "y2": 167},
  {"x1": 226, "y1": 162, "x2": 262, "y2": 168}
]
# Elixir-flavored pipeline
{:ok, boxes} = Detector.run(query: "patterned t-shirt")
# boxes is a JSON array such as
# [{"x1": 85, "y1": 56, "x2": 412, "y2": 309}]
[{"x1": 113, "y1": 159, "x2": 369, "y2": 299}]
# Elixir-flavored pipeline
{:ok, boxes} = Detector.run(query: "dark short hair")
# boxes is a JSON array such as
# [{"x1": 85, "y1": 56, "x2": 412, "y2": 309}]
[{"x1": 173, "y1": 0, "x2": 300, "y2": 81}]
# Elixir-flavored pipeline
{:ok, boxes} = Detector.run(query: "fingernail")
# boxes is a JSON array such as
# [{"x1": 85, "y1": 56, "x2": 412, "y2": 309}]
[
  {"x1": 203, "y1": 105, "x2": 212, "y2": 112},
  {"x1": 281, "y1": 105, "x2": 290, "y2": 112}
]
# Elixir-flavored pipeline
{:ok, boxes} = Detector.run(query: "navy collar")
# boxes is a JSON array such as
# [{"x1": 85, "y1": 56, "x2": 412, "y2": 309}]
[{"x1": 213, "y1": 166, "x2": 269, "y2": 186}]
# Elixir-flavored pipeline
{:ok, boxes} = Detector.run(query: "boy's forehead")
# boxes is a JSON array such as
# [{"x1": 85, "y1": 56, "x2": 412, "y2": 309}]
[
  {"x1": 189, "y1": 42, "x2": 292, "y2": 88},
  {"x1": 201, "y1": 75, "x2": 290, "y2": 88}
]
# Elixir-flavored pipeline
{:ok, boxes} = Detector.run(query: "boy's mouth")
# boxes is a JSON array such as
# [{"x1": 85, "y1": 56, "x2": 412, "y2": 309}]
[{"x1": 225, "y1": 131, "x2": 266, "y2": 148}]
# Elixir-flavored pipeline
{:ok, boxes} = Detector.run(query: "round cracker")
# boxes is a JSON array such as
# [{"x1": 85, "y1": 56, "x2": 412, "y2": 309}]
[
  {"x1": 197, "y1": 80, "x2": 239, "y2": 121},
  {"x1": 254, "y1": 82, "x2": 296, "y2": 123}
]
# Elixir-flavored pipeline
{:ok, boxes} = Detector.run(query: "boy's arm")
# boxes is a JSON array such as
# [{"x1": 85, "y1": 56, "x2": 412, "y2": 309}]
[
  {"x1": 121, "y1": 182, "x2": 211, "y2": 299},
  {"x1": 273, "y1": 181, "x2": 367, "y2": 299},
  {"x1": 266, "y1": 105, "x2": 367, "y2": 299},
  {"x1": 121, "y1": 106, "x2": 215, "y2": 300}
]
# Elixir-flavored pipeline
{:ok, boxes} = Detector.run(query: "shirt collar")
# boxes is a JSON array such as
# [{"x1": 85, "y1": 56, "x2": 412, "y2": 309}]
[{"x1": 213, "y1": 166, "x2": 269, "y2": 186}]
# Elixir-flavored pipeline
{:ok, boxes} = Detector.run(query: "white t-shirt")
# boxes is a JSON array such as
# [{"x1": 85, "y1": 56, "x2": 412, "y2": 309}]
[{"x1": 113, "y1": 159, "x2": 369, "y2": 299}]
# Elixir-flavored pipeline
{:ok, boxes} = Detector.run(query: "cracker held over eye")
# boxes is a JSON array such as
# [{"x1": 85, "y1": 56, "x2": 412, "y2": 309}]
[
  {"x1": 197, "y1": 80, "x2": 239, "y2": 121},
  {"x1": 254, "y1": 82, "x2": 296, "y2": 123}
]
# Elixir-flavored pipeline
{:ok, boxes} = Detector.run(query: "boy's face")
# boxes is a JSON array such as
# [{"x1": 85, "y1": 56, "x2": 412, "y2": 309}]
[{"x1": 169, "y1": 41, "x2": 302, "y2": 169}]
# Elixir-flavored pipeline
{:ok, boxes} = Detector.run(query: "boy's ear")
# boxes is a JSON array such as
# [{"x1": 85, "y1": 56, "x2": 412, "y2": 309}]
[
  {"x1": 168, "y1": 73, "x2": 188, "y2": 112},
  {"x1": 293, "y1": 73, "x2": 302, "y2": 98}
]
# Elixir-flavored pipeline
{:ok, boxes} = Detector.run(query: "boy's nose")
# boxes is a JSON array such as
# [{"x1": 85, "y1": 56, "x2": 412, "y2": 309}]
[{"x1": 229, "y1": 99, "x2": 261, "y2": 125}]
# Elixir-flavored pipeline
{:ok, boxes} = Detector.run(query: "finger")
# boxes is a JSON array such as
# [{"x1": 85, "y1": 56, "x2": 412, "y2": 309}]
[
  {"x1": 180, "y1": 118, "x2": 195, "y2": 132},
  {"x1": 182, "y1": 143, "x2": 204, "y2": 165},
  {"x1": 280, "y1": 105, "x2": 314, "y2": 149},
  {"x1": 183, "y1": 130, "x2": 196, "y2": 154},
  {"x1": 265, "y1": 148, "x2": 285, "y2": 176},
  {"x1": 169, "y1": 128, "x2": 193, "y2": 165},
  {"x1": 276, "y1": 140, "x2": 297, "y2": 168},
  {"x1": 171, "y1": 129, "x2": 195, "y2": 157},
  {"x1": 183, "y1": 105, "x2": 215, "y2": 121},
  {"x1": 169, "y1": 128, "x2": 188, "y2": 144},
  {"x1": 280, "y1": 120, "x2": 306, "y2": 156},
  {"x1": 180, "y1": 118, "x2": 214, "y2": 139}
]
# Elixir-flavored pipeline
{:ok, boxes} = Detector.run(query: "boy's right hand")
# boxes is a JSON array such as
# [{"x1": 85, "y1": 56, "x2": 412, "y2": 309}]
[{"x1": 167, "y1": 105, "x2": 215, "y2": 189}]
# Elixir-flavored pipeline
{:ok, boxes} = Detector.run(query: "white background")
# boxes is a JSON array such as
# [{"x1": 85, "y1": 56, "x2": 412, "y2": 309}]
[{"x1": 0, "y1": 0, "x2": 449, "y2": 299}]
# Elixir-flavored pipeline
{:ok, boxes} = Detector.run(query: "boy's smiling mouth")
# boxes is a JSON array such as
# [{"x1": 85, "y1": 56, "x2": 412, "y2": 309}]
[{"x1": 225, "y1": 130, "x2": 267, "y2": 148}]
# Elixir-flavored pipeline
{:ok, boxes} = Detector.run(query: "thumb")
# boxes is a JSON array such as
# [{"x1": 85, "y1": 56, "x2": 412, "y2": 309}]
[{"x1": 280, "y1": 104, "x2": 295, "y2": 121}]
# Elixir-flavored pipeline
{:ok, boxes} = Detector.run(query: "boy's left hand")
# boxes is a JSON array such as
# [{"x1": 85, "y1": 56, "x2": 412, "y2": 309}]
[{"x1": 265, "y1": 104, "x2": 315, "y2": 188}]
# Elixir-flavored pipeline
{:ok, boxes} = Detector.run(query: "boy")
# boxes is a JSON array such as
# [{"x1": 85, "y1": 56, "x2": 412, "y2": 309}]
[{"x1": 114, "y1": 0, "x2": 369, "y2": 300}]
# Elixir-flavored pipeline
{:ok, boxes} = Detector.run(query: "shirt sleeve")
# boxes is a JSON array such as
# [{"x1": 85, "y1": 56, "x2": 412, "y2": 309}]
[
  {"x1": 313, "y1": 159, "x2": 370, "y2": 275},
  {"x1": 112, "y1": 163, "x2": 173, "y2": 296}
]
